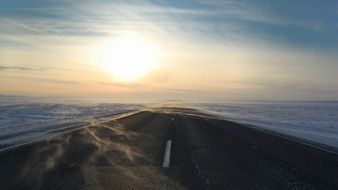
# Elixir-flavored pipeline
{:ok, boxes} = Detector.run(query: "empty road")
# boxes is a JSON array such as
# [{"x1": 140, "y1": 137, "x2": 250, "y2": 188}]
[{"x1": 0, "y1": 107, "x2": 337, "y2": 190}]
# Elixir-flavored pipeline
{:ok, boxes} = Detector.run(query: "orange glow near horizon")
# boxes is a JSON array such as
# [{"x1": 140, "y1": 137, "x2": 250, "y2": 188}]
[{"x1": 1, "y1": 1, "x2": 337, "y2": 101}]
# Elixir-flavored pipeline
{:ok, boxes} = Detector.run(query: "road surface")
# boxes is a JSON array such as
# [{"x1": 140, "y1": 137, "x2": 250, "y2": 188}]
[{"x1": 0, "y1": 107, "x2": 337, "y2": 190}]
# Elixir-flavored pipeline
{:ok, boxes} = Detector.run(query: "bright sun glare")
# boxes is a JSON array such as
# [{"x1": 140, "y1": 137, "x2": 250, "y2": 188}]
[{"x1": 97, "y1": 35, "x2": 158, "y2": 82}]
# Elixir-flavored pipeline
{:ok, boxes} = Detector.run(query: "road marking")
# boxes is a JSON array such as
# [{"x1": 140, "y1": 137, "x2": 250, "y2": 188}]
[
  {"x1": 162, "y1": 140, "x2": 172, "y2": 168},
  {"x1": 171, "y1": 117, "x2": 174, "y2": 121}
]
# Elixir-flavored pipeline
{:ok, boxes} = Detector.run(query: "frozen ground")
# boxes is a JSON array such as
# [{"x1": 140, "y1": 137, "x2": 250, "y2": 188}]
[
  {"x1": 196, "y1": 101, "x2": 338, "y2": 149},
  {"x1": 0, "y1": 96, "x2": 143, "y2": 150},
  {"x1": 1, "y1": 96, "x2": 337, "y2": 152}
]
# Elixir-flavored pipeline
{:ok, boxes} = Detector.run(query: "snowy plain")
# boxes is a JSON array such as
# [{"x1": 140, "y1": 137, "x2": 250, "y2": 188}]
[
  {"x1": 0, "y1": 96, "x2": 143, "y2": 150},
  {"x1": 196, "y1": 101, "x2": 338, "y2": 149},
  {"x1": 1, "y1": 96, "x2": 337, "y2": 151}
]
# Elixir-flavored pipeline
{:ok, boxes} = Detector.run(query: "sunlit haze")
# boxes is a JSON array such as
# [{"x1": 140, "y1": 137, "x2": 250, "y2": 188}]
[
  {"x1": 0, "y1": 0, "x2": 337, "y2": 102},
  {"x1": 1, "y1": 2, "x2": 338, "y2": 189},
  {"x1": 95, "y1": 34, "x2": 160, "y2": 82}
]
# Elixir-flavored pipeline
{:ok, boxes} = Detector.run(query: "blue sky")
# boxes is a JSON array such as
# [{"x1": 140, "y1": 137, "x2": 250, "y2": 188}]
[
  {"x1": 0, "y1": 0, "x2": 337, "y2": 101},
  {"x1": 1, "y1": 0, "x2": 338, "y2": 49}
]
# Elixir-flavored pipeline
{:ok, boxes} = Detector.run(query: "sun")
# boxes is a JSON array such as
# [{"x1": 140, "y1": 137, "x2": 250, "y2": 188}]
[{"x1": 97, "y1": 35, "x2": 158, "y2": 82}]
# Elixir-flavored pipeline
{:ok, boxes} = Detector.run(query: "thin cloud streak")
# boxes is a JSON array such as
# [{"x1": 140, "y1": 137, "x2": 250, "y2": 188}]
[
  {"x1": 1, "y1": 0, "x2": 337, "y2": 48},
  {"x1": 0, "y1": 0, "x2": 337, "y2": 101},
  {"x1": 0, "y1": 65, "x2": 44, "y2": 71}
]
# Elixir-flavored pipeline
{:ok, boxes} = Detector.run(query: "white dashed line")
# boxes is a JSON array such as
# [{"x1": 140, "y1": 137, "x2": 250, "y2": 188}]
[
  {"x1": 171, "y1": 117, "x2": 174, "y2": 121},
  {"x1": 162, "y1": 140, "x2": 172, "y2": 168}
]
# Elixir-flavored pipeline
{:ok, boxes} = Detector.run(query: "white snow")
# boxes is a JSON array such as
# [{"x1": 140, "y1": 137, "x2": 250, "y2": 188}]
[
  {"x1": 0, "y1": 96, "x2": 143, "y2": 150},
  {"x1": 195, "y1": 101, "x2": 338, "y2": 149}
]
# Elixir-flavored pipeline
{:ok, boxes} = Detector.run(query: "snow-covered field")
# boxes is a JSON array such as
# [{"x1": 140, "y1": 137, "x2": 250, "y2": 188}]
[
  {"x1": 0, "y1": 96, "x2": 143, "y2": 150},
  {"x1": 196, "y1": 101, "x2": 338, "y2": 149},
  {"x1": 1, "y1": 96, "x2": 337, "y2": 152}
]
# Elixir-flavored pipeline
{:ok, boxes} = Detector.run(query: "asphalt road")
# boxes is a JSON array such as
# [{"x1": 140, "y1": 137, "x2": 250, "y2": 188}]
[{"x1": 0, "y1": 107, "x2": 337, "y2": 190}]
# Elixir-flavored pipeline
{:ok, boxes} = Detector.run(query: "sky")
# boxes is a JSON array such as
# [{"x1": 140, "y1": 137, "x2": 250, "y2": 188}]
[{"x1": 0, "y1": 0, "x2": 337, "y2": 102}]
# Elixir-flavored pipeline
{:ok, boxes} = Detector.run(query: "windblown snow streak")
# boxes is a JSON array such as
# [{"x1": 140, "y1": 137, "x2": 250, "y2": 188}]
[{"x1": 0, "y1": 97, "x2": 143, "y2": 150}]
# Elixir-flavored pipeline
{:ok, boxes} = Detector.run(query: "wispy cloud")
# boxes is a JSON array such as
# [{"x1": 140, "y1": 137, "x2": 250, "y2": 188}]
[
  {"x1": 1, "y1": 0, "x2": 337, "y2": 49},
  {"x1": 0, "y1": 0, "x2": 337, "y2": 100},
  {"x1": 0, "y1": 65, "x2": 78, "y2": 72},
  {"x1": 0, "y1": 65, "x2": 44, "y2": 71}
]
